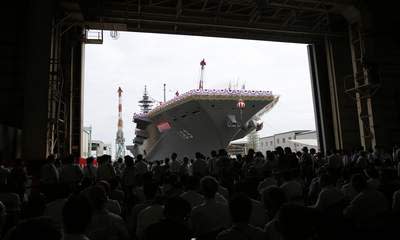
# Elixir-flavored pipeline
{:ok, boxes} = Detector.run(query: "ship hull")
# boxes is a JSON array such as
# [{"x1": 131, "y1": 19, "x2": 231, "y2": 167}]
[{"x1": 133, "y1": 89, "x2": 278, "y2": 161}]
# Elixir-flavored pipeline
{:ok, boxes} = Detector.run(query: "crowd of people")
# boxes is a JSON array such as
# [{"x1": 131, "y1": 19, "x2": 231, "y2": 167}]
[{"x1": 1, "y1": 145, "x2": 400, "y2": 240}]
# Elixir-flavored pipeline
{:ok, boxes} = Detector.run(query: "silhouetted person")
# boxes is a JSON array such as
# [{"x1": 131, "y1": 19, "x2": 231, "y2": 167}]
[
  {"x1": 135, "y1": 154, "x2": 148, "y2": 176},
  {"x1": 40, "y1": 155, "x2": 60, "y2": 186},
  {"x1": 170, "y1": 152, "x2": 181, "y2": 174},
  {"x1": 343, "y1": 173, "x2": 388, "y2": 230},
  {"x1": 145, "y1": 197, "x2": 191, "y2": 240},
  {"x1": 60, "y1": 155, "x2": 83, "y2": 189},
  {"x1": 217, "y1": 193, "x2": 264, "y2": 240},
  {"x1": 62, "y1": 194, "x2": 92, "y2": 240},
  {"x1": 180, "y1": 176, "x2": 204, "y2": 208},
  {"x1": 191, "y1": 176, "x2": 230, "y2": 239},
  {"x1": 5, "y1": 216, "x2": 62, "y2": 240},
  {"x1": 83, "y1": 156, "x2": 97, "y2": 184},
  {"x1": 192, "y1": 152, "x2": 208, "y2": 177},
  {"x1": 262, "y1": 186, "x2": 288, "y2": 240},
  {"x1": 97, "y1": 155, "x2": 116, "y2": 182},
  {"x1": 275, "y1": 204, "x2": 318, "y2": 240},
  {"x1": 85, "y1": 186, "x2": 129, "y2": 240}
]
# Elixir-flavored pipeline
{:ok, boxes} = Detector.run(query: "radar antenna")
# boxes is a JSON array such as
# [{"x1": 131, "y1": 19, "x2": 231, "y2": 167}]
[{"x1": 138, "y1": 85, "x2": 154, "y2": 113}]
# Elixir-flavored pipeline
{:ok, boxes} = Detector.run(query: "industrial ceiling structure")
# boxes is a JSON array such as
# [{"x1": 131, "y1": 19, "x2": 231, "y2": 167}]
[{"x1": 75, "y1": 0, "x2": 351, "y2": 42}]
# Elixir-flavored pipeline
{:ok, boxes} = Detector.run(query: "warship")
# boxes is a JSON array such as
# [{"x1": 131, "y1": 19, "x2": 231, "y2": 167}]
[{"x1": 132, "y1": 59, "x2": 279, "y2": 161}]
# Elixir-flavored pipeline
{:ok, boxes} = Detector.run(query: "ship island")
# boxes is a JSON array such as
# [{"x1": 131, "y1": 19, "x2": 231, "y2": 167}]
[{"x1": 132, "y1": 59, "x2": 279, "y2": 161}]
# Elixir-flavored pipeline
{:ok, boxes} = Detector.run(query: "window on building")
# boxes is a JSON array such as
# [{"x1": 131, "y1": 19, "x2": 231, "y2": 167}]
[
  {"x1": 288, "y1": 137, "x2": 292, "y2": 140},
  {"x1": 270, "y1": 141, "x2": 273, "y2": 146},
  {"x1": 282, "y1": 138, "x2": 286, "y2": 143},
  {"x1": 277, "y1": 139, "x2": 280, "y2": 144}
]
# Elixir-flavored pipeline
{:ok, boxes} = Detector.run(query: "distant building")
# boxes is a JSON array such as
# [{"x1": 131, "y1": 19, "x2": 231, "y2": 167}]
[
  {"x1": 81, "y1": 126, "x2": 92, "y2": 158},
  {"x1": 227, "y1": 138, "x2": 247, "y2": 156},
  {"x1": 91, "y1": 140, "x2": 112, "y2": 158},
  {"x1": 258, "y1": 130, "x2": 318, "y2": 153}
]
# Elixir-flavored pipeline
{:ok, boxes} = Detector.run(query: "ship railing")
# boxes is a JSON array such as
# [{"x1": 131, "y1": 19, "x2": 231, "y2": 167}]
[{"x1": 134, "y1": 88, "x2": 274, "y2": 117}]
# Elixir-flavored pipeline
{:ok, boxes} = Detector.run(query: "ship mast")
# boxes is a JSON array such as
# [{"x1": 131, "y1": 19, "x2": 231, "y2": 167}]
[
  {"x1": 115, "y1": 87, "x2": 125, "y2": 160},
  {"x1": 199, "y1": 59, "x2": 206, "y2": 89},
  {"x1": 139, "y1": 85, "x2": 154, "y2": 113}
]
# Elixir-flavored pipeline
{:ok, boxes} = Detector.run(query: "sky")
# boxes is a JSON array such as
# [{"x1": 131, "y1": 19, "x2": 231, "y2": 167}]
[{"x1": 83, "y1": 31, "x2": 316, "y2": 155}]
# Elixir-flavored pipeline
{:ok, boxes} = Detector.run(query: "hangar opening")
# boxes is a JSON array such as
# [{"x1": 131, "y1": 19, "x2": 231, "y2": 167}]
[{"x1": 83, "y1": 31, "x2": 316, "y2": 159}]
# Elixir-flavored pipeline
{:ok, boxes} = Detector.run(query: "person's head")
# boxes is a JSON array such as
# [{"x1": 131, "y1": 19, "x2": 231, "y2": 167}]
[
  {"x1": 211, "y1": 150, "x2": 217, "y2": 158},
  {"x1": 171, "y1": 152, "x2": 178, "y2": 161},
  {"x1": 284, "y1": 147, "x2": 292, "y2": 155},
  {"x1": 124, "y1": 155, "x2": 134, "y2": 167},
  {"x1": 218, "y1": 149, "x2": 228, "y2": 157},
  {"x1": 96, "y1": 155, "x2": 104, "y2": 165},
  {"x1": 351, "y1": 173, "x2": 367, "y2": 192},
  {"x1": 276, "y1": 204, "x2": 318, "y2": 240},
  {"x1": 117, "y1": 158, "x2": 123, "y2": 164},
  {"x1": 10, "y1": 217, "x2": 62, "y2": 240},
  {"x1": 247, "y1": 148, "x2": 255, "y2": 157},
  {"x1": 302, "y1": 147, "x2": 309, "y2": 153},
  {"x1": 143, "y1": 181, "x2": 159, "y2": 200},
  {"x1": 164, "y1": 157, "x2": 170, "y2": 165},
  {"x1": 266, "y1": 151, "x2": 274, "y2": 161},
  {"x1": 164, "y1": 197, "x2": 191, "y2": 222},
  {"x1": 310, "y1": 148, "x2": 316, "y2": 155},
  {"x1": 135, "y1": 154, "x2": 144, "y2": 163},
  {"x1": 87, "y1": 185, "x2": 107, "y2": 211},
  {"x1": 86, "y1": 156, "x2": 94, "y2": 165},
  {"x1": 229, "y1": 193, "x2": 253, "y2": 224},
  {"x1": 185, "y1": 176, "x2": 200, "y2": 191},
  {"x1": 164, "y1": 174, "x2": 181, "y2": 189},
  {"x1": 62, "y1": 194, "x2": 92, "y2": 235},
  {"x1": 261, "y1": 186, "x2": 287, "y2": 218},
  {"x1": 183, "y1": 157, "x2": 189, "y2": 165},
  {"x1": 275, "y1": 147, "x2": 284, "y2": 156},
  {"x1": 200, "y1": 176, "x2": 219, "y2": 199},
  {"x1": 96, "y1": 180, "x2": 111, "y2": 197},
  {"x1": 195, "y1": 152, "x2": 203, "y2": 159},
  {"x1": 255, "y1": 151, "x2": 264, "y2": 158}
]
